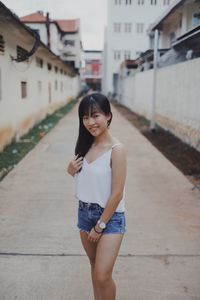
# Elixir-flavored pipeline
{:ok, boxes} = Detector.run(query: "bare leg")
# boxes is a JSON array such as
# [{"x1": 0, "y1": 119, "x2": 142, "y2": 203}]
[
  {"x1": 94, "y1": 234, "x2": 124, "y2": 300},
  {"x1": 79, "y1": 231, "x2": 101, "y2": 300}
]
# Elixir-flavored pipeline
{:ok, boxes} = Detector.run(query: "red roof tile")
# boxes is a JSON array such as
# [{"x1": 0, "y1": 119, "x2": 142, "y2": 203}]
[
  {"x1": 55, "y1": 19, "x2": 79, "y2": 33},
  {"x1": 20, "y1": 12, "x2": 79, "y2": 33},
  {"x1": 20, "y1": 12, "x2": 47, "y2": 22}
]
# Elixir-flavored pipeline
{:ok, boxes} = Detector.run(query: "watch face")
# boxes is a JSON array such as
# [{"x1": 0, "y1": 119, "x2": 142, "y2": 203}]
[{"x1": 99, "y1": 222, "x2": 106, "y2": 229}]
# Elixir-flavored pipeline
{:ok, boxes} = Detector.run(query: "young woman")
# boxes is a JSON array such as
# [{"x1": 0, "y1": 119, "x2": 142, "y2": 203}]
[{"x1": 67, "y1": 93, "x2": 127, "y2": 300}]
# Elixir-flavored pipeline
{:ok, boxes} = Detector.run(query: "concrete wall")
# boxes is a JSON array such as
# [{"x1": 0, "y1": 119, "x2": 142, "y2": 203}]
[
  {"x1": 120, "y1": 58, "x2": 200, "y2": 152},
  {"x1": 0, "y1": 28, "x2": 80, "y2": 151}
]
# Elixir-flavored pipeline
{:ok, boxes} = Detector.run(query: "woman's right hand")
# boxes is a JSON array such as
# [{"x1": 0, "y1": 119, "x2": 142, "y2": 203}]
[{"x1": 67, "y1": 155, "x2": 83, "y2": 177}]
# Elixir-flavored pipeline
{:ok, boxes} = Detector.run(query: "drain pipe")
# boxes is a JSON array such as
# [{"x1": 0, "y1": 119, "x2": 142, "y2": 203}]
[{"x1": 150, "y1": 29, "x2": 159, "y2": 131}]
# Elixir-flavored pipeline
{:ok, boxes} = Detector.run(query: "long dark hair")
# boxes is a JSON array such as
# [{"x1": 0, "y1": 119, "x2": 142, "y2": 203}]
[{"x1": 75, "y1": 93, "x2": 113, "y2": 158}]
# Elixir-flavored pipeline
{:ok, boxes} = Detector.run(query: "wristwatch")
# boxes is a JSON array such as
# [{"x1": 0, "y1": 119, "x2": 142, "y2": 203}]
[{"x1": 97, "y1": 219, "x2": 106, "y2": 230}]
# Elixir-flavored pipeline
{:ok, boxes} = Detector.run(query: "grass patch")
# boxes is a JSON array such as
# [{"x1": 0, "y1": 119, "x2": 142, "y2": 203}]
[{"x1": 0, "y1": 98, "x2": 78, "y2": 181}]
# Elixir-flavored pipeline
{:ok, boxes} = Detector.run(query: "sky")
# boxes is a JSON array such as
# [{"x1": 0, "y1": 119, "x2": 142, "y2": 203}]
[{"x1": 1, "y1": 0, "x2": 107, "y2": 50}]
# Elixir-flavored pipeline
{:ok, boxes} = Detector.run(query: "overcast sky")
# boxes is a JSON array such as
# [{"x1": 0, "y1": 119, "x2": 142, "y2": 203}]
[{"x1": 2, "y1": 0, "x2": 107, "y2": 50}]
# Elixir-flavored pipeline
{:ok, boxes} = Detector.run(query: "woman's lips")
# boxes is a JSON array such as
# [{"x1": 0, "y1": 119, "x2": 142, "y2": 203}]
[{"x1": 90, "y1": 127, "x2": 98, "y2": 132}]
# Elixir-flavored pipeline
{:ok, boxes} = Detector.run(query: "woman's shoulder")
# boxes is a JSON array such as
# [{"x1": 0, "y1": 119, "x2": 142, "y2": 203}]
[
  {"x1": 110, "y1": 139, "x2": 126, "y2": 168},
  {"x1": 111, "y1": 138, "x2": 125, "y2": 149},
  {"x1": 111, "y1": 139, "x2": 126, "y2": 154}
]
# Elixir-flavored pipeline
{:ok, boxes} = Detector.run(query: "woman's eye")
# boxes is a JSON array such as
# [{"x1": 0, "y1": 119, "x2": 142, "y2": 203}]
[{"x1": 94, "y1": 114, "x2": 99, "y2": 118}]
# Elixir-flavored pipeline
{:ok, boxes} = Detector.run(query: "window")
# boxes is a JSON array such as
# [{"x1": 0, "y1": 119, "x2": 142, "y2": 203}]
[
  {"x1": 115, "y1": 0, "x2": 121, "y2": 4},
  {"x1": 125, "y1": 0, "x2": 132, "y2": 4},
  {"x1": 36, "y1": 57, "x2": 43, "y2": 68},
  {"x1": 114, "y1": 50, "x2": 121, "y2": 60},
  {"x1": 54, "y1": 66, "x2": 58, "y2": 73},
  {"x1": 21, "y1": 81, "x2": 27, "y2": 98},
  {"x1": 47, "y1": 63, "x2": 52, "y2": 71},
  {"x1": 64, "y1": 40, "x2": 75, "y2": 46},
  {"x1": 150, "y1": 0, "x2": 157, "y2": 4},
  {"x1": 0, "y1": 35, "x2": 5, "y2": 55},
  {"x1": 192, "y1": 13, "x2": 200, "y2": 27},
  {"x1": 17, "y1": 46, "x2": 29, "y2": 61},
  {"x1": 138, "y1": 0, "x2": 145, "y2": 4},
  {"x1": 124, "y1": 23, "x2": 132, "y2": 33},
  {"x1": 136, "y1": 23, "x2": 144, "y2": 33},
  {"x1": 124, "y1": 50, "x2": 131, "y2": 60},
  {"x1": 170, "y1": 32, "x2": 176, "y2": 44},
  {"x1": 163, "y1": 0, "x2": 170, "y2": 4},
  {"x1": 60, "y1": 69, "x2": 63, "y2": 74},
  {"x1": 114, "y1": 23, "x2": 121, "y2": 33}
]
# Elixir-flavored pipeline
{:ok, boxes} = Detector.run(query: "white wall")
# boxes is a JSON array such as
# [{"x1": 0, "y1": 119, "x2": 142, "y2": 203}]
[
  {"x1": 120, "y1": 58, "x2": 200, "y2": 151},
  {"x1": 104, "y1": 0, "x2": 171, "y2": 94},
  {"x1": 0, "y1": 27, "x2": 80, "y2": 151},
  {"x1": 61, "y1": 32, "x2": 82, "y2": 69},
  {"x1": 24, "y1": 22, "x2": 82, "y2": 69}
]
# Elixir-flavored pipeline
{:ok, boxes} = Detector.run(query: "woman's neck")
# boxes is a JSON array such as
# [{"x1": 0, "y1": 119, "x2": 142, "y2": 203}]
[{"x1": 93, "y1": 130, "x2": 113, "y2": 147}]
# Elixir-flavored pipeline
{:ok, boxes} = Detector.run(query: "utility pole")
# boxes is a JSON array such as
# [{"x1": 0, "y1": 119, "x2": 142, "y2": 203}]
[
  {"x1": 150, "y1": 29, "x2": 159, "y2": 131},
  {"x1": 46, "y1": 12, "x2": 51, "y2": 49}
]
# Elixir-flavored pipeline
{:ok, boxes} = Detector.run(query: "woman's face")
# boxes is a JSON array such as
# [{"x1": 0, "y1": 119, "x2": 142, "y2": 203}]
[{"x1": 82, "y1": 108, "x2": 111, "y2": 137}]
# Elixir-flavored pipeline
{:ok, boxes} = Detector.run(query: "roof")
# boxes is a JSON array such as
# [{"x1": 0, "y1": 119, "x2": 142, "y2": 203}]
[
  {"x1": 120, "y1": 59, "x2": 138, "y2": 69},
  {"x1": 20, "y1": 12, "x2": 79, "y2": 33},
  {"x1": 55, "y1": 19, "x2": 79, "y2": 33},
  {"x1": 0, "y1": 2, "x2": 76, "y2": 75},
  {"x1": 148, "y1": 0, "x2": 184, "y2": 31},
  {"x1": 20, "y1": 11, "x2": 48, "y2": 23}
]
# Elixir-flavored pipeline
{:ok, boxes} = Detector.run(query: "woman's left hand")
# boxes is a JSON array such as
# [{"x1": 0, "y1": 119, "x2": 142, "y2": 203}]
[{"x1": 88, "y1": 227, "x2": 102, "y2": 243}]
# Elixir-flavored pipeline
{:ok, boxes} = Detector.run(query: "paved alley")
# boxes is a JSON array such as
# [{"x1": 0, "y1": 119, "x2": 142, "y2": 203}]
[{"x1": 0, "y1": 102, "x2": 200, "y2": 300}]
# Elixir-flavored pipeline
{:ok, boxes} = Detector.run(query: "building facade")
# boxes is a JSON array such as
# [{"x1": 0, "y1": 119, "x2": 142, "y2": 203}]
[
  {"x1": 114, "y1": 0, "x2": 200, "y2": 151},
  {"x1": 102, "y1": 0, "x2": 172, "y2": 95},
  {"x1": 20, "y1": 12, "x2": 83, "y2": 71},
  {"x1": 0, "y1": 3, "x2": 80, "y2": 151},
  {"x1": 81, "y1": 50, "x2": 102, "y2": 91}
]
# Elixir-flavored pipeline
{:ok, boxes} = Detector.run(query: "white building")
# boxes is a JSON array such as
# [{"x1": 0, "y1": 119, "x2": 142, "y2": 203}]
[
  {"x1": 115, "y1": 0, "x2": 200, "y2": 151},
  {"x1": 20, "y1": 12, "x2": 83, "y2": 71},
  {"x1": 103, "y1": 0, "x2": 172, "y2": 95},
  {"x1": 0, "y1": 2, "x2": 80, "y2": 151},
  {"x1": 149, "y1": 0, "x2": 200, "y2": 48}
]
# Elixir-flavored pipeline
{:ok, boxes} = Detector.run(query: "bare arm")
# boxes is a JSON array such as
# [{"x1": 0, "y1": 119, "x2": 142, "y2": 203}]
[{"x1": 96, "y1": 144, "x2": 127, "y2": 226}]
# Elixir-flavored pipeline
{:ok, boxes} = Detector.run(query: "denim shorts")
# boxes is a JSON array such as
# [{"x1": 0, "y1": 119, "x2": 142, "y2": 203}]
[{"x1": 77, "y1": 200, "x2": 126, "y2": 234}]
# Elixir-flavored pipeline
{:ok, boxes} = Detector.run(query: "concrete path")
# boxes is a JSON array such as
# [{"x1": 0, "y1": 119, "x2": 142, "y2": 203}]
[{"x1": 0, "y1": 102, "x2": 200, "y2": 300}]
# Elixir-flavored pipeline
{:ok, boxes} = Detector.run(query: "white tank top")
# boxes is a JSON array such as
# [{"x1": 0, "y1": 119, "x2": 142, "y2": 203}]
[{"x1": 74, "y1": 143, "x2": 125, "y2": 212}]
